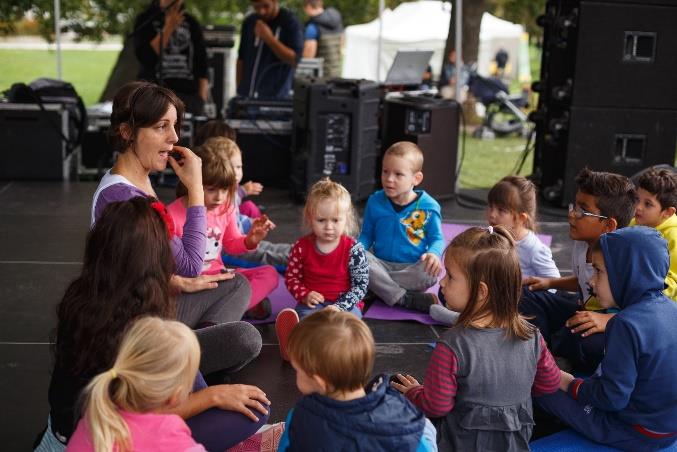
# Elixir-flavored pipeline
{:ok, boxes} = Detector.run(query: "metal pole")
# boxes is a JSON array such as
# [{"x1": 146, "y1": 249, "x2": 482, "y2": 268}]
[
  {"x1": 376, "y1": 0, "x2": 385, "y2": 81},
  {"x1": 454, "y1": 0, "x2": 462, "y2": 101},
  {"x1": 54, "y1": 0, "x2": 62, "y2": 80}
]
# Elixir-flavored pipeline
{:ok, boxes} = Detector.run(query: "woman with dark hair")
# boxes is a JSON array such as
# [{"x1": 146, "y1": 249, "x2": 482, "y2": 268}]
[
  {"x1": 89, "y1": 81, "x2": 258, "y2": 372},
  {"x1": 36, "y1": 198, "x2": 270, "y2": 451}
]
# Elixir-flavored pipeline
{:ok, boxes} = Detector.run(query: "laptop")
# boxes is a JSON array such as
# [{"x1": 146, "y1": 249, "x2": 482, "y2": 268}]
[{"x1": 383, "y1": 50, "x2": 434, "y2": 86}]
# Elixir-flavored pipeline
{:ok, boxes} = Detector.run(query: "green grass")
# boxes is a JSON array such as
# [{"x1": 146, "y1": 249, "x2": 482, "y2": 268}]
[
  {"x1": 459, "y1": 135, "x2": 533, "y2": 188},
  {"x1": 0, "y1": 49, "x2": 119, "y2": 106},
  {"x1": 0, "y1": 48, "x2": 535, "y2": 188}
]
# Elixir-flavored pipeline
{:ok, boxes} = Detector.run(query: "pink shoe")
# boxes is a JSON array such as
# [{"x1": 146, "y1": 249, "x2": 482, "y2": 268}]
[{"x1": 275, "y1": 308, "x2": 299, "y2": 362}]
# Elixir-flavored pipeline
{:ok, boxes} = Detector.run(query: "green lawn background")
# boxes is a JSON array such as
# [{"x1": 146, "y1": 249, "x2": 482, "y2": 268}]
[{"x1": 0, "y1": 48, "x2": 533, "y2": 188}]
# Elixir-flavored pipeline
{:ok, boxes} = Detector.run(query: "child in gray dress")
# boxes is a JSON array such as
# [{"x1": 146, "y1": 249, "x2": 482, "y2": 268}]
[{"x1": 393, "y1": 226, "x2": 560, "y2": 451}]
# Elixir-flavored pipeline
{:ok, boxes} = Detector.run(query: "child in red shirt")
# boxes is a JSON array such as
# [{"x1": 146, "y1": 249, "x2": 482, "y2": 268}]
[{"x1": 276, "y1": 179, "x2": 369, "y2": 361}]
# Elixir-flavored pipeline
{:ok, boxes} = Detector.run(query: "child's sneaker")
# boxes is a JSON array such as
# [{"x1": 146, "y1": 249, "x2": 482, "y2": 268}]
[
  {"x1": 244, "y1": 298, "x2": 272, "y2": 321},
  {"x1": 400, "y1": 291, "x2": 438, "y2": 313},
  {"x1": 275, "y1": 308, "x2": 299, "y2": 361}
]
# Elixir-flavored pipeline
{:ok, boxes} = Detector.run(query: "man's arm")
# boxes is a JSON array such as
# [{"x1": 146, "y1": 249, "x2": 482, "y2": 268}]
[
  {"x1": 256, "y1": 20, "x2": 297, "y2": 67},
  {"x1": 303, "y1": 40, "x2": 318, "y2": 58}
]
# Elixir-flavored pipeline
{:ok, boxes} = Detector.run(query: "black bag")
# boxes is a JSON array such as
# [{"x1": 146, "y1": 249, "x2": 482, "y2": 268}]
[{"x1": 5, "y1": 78, "x2": 87, "y2": 154}]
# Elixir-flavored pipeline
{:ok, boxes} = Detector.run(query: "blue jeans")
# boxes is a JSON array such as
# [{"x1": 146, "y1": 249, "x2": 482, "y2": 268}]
[
  {"x1": 519, "y1": 287, "x2": 605, "y2": 373},
  {"x1": 295, "y1": 302, "x2": 362, "y2": 319},
  {"x1": 535, "y1": 391, "x2": 677, "y2": 452}
]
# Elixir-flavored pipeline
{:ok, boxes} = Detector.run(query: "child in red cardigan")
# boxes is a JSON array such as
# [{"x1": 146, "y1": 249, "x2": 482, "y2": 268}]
[{"x1": 275, "y1": 179, "x2": 369, "y2": 361}]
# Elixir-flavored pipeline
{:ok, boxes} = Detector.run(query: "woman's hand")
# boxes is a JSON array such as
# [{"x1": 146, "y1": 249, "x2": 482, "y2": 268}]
[
  {"x1": 391, "y1": 374, "x2": 421, "y2": 394},
  {"x1": 244, "y1": 215, "x2": 275, "y2": 248},
  {"x1": 168, "y1": 146, "x2": 204, "y2": 207},
  {"x1": 209, "y1": 384, "x2": 271, "y2": 422},
  {"x1": 170, "y1": 273, "x2": 234, "y2": 294}
]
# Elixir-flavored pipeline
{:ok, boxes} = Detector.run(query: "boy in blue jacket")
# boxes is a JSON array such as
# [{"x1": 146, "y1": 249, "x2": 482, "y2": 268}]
[
  {"x1": 278, "y1": 309, "x2": 437, "y2": 451},
  {"x1": 535, "y1": 226, "x2": 677, "y2": 451},
  {"x1": 359, "y1": 142, "x2": 445, "y2": 312}
]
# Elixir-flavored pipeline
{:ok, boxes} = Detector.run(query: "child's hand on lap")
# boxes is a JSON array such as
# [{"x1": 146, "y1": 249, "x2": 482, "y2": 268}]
[
  {"x1": 245, "y1": 214, "x2": 275, "y2": 248},
  {"x1": 243, "y1": 181, "x2": 263, "y2": 196},
  {"x1": 524, "y1": 276, "x2": 551, "y2": 291},
  {"x1": 303, "y1": 291, "x2": 325, "y2": 307},
  {"x1": 566, "y1": 311, "x2": 615, "y2": 337},
  {"x1": 391, "y1": 374, "x2": 421, "y2": 394},
  {"x1": 420, "y1": 253, "x2": 442, "y2": 277}
]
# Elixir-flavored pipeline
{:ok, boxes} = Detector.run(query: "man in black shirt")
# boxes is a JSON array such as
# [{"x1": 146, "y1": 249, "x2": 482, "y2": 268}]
[
  {"x1": 236, "y1": 0, "x2": 304, "y2": 99},
  {"x1": 134, "y1": 0, "x2": 209, "y2": 114}
]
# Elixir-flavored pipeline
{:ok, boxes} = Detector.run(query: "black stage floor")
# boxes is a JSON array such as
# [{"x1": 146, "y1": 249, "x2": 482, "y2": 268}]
[{"x1": 0, "y1": 181, "x2": 571, "y2": 450}]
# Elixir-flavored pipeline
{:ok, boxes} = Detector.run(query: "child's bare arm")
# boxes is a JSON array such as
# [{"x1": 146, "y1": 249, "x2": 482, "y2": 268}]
[{"x1": 524, "y1": 275, "x2": 579, "y2": 292}]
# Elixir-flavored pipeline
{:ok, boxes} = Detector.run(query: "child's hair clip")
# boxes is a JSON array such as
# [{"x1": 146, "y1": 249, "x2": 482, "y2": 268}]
[{"x1": 486, "y1": 225, "x2": 494, "y2": 235}]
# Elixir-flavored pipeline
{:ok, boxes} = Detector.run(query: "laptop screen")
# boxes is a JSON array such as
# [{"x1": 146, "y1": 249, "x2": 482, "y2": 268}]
[{"x1": 384, "y1": 50, "x2": 434, "y2": 86}]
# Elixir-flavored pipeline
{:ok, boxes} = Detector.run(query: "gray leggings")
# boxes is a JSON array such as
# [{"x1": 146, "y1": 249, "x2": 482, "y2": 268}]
[
  {"x1": 177, "y1": 274, "x2": 262, "y2": 375},
  {"x1": 366, "y1": 251, "x2": 439, "y2": 305}
]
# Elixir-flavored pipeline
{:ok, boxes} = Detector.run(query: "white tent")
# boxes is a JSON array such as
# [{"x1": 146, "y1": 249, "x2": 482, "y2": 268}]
[{"x1": 342, "y1": 0, "x2": 529, "y2": 83}]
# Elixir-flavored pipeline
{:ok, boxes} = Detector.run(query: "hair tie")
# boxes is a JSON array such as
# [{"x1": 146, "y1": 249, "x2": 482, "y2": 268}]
[
  {"x1": 109, "y1": 369, "x2": 117, "y2": 379},
  {"x1": 487, "y1": 225, "x2": 494, "y2": 235},
  {"x1": 150, "y1": 200, "x2": 176, "y2": 239}
]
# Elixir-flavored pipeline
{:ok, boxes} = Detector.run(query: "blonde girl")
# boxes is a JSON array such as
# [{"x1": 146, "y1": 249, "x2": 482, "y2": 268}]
[
  {"x1": 67, "y1": 317, "x2": 204, "y2": 452},
  {"x1": 393, "y1": 226, "x2": 560, "y2": 451},
  {"x1": 275, "y1": 179, "x2": 369, "y2": 361}
]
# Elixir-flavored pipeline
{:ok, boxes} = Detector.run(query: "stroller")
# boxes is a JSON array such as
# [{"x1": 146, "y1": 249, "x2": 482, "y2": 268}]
[{"x1": 467, "y1": 67, "x2": 529, "y2": 138}]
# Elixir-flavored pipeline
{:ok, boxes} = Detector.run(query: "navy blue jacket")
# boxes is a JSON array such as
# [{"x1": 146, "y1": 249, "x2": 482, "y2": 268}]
[
  {"x1": 278, "y1": 375, "x2": 433, "y2": 451},
  {"x1": 571, "y1": 227, "x2": 677, "y2": 433}
]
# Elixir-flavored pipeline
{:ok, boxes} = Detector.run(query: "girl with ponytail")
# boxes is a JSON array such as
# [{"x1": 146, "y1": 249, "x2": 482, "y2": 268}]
[{"x1": 67, "y1": 317, "x2": 204, "y2": 451}]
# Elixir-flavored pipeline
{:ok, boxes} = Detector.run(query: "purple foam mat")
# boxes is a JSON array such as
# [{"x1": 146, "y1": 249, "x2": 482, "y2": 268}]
[
  {"x1": 247, "y1": 274, "x2": 296, "y2": 325},
  {"x1": 246, "y1": 224, "x2": 553, "y2": 325}
]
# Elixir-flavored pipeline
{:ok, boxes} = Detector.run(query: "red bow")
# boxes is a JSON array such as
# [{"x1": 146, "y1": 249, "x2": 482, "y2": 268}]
[{"x1": 150, "y1": 200, "x2": 176, "y2": 240}]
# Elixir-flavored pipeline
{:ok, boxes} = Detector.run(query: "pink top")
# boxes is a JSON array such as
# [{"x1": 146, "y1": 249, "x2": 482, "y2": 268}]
[
  {"x1": 67, "y1": 411, "x2": 205, "y2": 452},
  {"x1": 167, "y1": 197, "x2": 254, "y2": 274}
]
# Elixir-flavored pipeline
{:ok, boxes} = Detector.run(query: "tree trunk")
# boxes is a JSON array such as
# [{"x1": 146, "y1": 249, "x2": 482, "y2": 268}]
[{"x1": 441, "y1": 0, "x2": 488, "y2": 73}]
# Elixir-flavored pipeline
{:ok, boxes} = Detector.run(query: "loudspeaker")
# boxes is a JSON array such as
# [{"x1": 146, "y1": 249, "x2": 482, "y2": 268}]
[
  {"x1": 531, "y1": 0, "x2": 677, "y2": 205},
  {"x1": 291, "y1": 78, "x2": 380, "y2": 201},
  {"x1": 227, "y1": 119, "x2": 292, "y2": 188},
  {"x1": 204, "y1": 25, "x2": 236, "y2": 119},
  {"x1": 381, "y1": 94, "x2": 460, "y2": 200},
  {"x1": 0, "y1": 103, "x2": 77, "y2": 180}
]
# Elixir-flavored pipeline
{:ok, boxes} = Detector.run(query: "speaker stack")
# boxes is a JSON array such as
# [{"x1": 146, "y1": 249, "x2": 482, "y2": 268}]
[
  {"x1": 381, "y1": 93, "x2": 460, "y2": 200},
  {"x1": 203, "y1": 25, "x2": 236, "y2": 118},
  {"x1": 291, "y1": 78, "x2": 381, "y2": 201},
  {"x1": 531, "y1": 0, "x2": 677, "y2": 205}
]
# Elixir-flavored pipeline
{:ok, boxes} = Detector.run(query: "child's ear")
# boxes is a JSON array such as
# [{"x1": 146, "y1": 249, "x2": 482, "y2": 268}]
[
  {"x1": 312, "y1": 374, "x2": 330, "y2": 394},
  {"x1": 413, "y1": 171, "x2": 424, "y2": 186},
  {"x1": 604, "y1": 217, "x2": 618, "y2": 232},
  {"x1": 165, "y1": 385, "x2": 186, "y2": 410},
  {"x1": 517, "y1": 212, "x2": 529, "y2": 227},
  {"x1": 477, "y1": 281, "x2": 489, "y2": 303},
  {"x1": 662, "y1": 206, "x2": 676, "y2": 220}
]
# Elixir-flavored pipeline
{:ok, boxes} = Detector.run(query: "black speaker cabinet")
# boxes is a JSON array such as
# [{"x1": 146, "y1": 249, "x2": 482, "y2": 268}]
[
  {"x1": 291, "y1": 78, "x2": 380, "y2": 201},
  {"x1": 382, "y1": 94, "x2": 460, "y2": 200},
  {"x1": 0, "y1": 103, "x2": 77, "y2": 181},
  {"x1": 227, "y1": 119, "x2": 292, "y2": 188},
  {"x1": 532, "y1": 0, "x2": 677, "y2": 206}
]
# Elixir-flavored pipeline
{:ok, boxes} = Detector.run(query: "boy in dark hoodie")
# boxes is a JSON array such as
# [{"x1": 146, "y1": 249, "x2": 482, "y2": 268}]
[
  {"x1": 278, "y1": 309, "x2": 437, "y2": 451},
  {"x1": 535, "y1": 226, "x2": 677, "y2": 451}
]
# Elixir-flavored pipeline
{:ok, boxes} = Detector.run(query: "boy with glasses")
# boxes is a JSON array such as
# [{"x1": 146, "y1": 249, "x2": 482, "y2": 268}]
[{"x1": 520, "y1": 168, "x2": 637, "y2": 372}]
